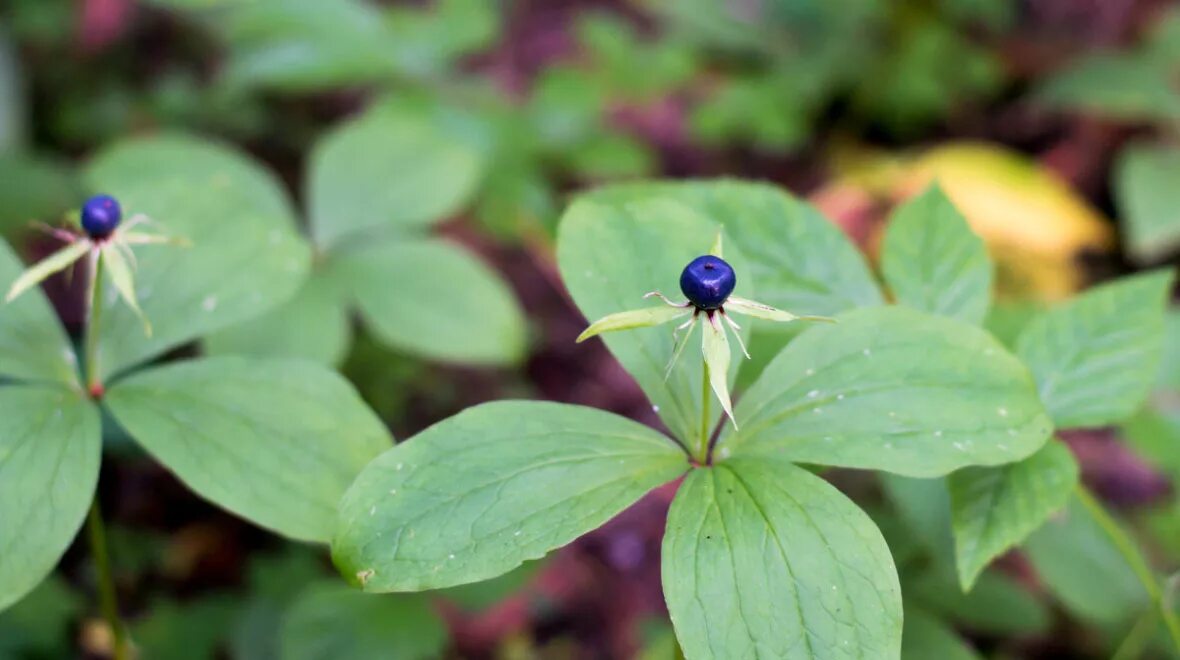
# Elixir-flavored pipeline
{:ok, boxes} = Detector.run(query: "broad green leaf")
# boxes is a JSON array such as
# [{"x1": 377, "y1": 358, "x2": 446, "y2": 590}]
[
  {"x1": 662, "y1": 458, "x2": 902, "y2": 659},
  {"x1": 558, "y1": 192, "x2": 751, "y2": 444},
  {"x1": 907, "y1": 568, "x2": 1051, "y2": 636},
  {"x1": 229, "y1": 548, "x2": 326, "y2": 660},
  {"x1": 332, "y1": 401, "x2": 686, "y2": 592},
  {"x1": 983, "y1": 300, "x2": 1045, "y2": 349},
  {"x1": 133, "y1": 594, "x2": 240, "y2": 660},
  {"x1": 881, "y1": 185, "x2": 993, "y2": 325},
  {"x1": 439, "y1": 561, "x2": 541, "y2": 612},
  {"x1": 105, "y1": 357, "x2": 390, "y2": 542},
  {"x1": 1024, "y1": 494, "x2": 1149, "y2": 625},
  {"x1": 204, "y1": 273, "x2": 351, "y2": 366},
  {"x1": 1122, "y1": 408, "x2": 1180, "y2": 482},
  {"x1": 219, "y1": 0, "x2": 403, "y2": 91},
  {"x1": 0, "y1": 576, "x2": 83, "y2": 658},
  {"x1": 279, "y1": 583, "x2": 445, "y2": 660},
  {"x1": 4, "y1": 240, "x2": 89, "y2": 304},
  {"x1": 722, "y1": 306, "x2": 1051, "y2": 476},
  {"x1": 386, "y1": 0, "x2": 502, "y2": 76},
  {"x1": 308, "y1": 111, "x2": 484, "y2": 249},
  {"x1": 0, "y1": 239, "x2": 79, "y2": 386},
  {"x1": 0, "y1": 386, "x2": 100, "y2": 611},
  {"x1": 0, "y1": 152, "x2": 79, "y2": 236},
  {"x1": 1036, "y1": 53, "x2": 1180, "y2": 122},
  {"x1": 1114, "y1": 143, "x2": 1180, "y2": 263},
  {"x1": 1015, "y1": 270, "x2": 1174, "y2": 428},
  {"x1": 901, "y1": 608, "x2": 982, "y2": 660},
  {"x1": 880, "y1": 474, "x2": 954, "y2": 564},
  {"x1": 1159, "y1": 309, "x2": 1180, "y2": 390},
  {"x1": 86, "y1": 134, "x2": 312, "y2": 382},
  {"x1": 580, "y1": 181, "x2": 883, "y2": 317},
  {"x1": 342, "y1": 237, "x2": 525, "y2": 365},
  {"x1": 0, "y1": 30, "x2": 22, "y2": 152},
  {"x1": 700, "y1": 183, "x2": 882, "y2": 315},
  {"x1": 948, "y1": 439, "x2": 1078, "y2": 589},
  {"x1": 578, "y1": 305, "x2": 692, "y2": 343}
]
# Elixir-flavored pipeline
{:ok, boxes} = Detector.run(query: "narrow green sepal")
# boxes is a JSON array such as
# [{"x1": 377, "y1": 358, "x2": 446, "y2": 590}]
[
  {"x1": 577, "y1": 305, "x2": 692, "y2": 343},
  {"x1": 101, "y1": 244, "x2": 152, "y2": 337},
  {"x1": 702, "y1": 313, "x2": 736, "y2": 427},
  {"x1": 4, "y1": 240, "x2": 91, "y2": 303},
  {"x1": 726, "y1": 296, "x2": 836, "y2": 324}
]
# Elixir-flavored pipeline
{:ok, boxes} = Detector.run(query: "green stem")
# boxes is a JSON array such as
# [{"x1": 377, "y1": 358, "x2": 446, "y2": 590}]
[
  {"x1": 697, "y1": 362, "x2": 710, "y2": 464},
  {"x1": 1076, "y1": 485, "x2": 1180, "y2": 654},
  {"x1": 86, "y1": 502, "x2": 128, "y2": 660},
  {"x1": 84, "y1": 252, "x2": 104, "y2": 396},
  {"x1": 82, "y1": 250, "x2": 129, "y2": 658}
]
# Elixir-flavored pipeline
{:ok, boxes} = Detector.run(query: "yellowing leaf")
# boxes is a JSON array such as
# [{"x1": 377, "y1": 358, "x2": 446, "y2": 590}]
[{"x1": 898, "y1": 143, "x2": 1114, "y2": 300}]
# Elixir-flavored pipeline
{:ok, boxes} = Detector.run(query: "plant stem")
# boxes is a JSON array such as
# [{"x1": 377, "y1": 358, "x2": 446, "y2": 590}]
[
  {"x1": 1076, "y1": 485, "x2": 1180, "y2": 654},
  {"x1": 82, "y1": 250, "x2": 129, "y2": 658},
  {"x1": 697, "y1": 362, "x2": 710, "y2": 464},
  {"x1": 86, "y1": 502, "x2": 128, "y2": 660},
  {"x1": 84, "y1": 251, "x2": 104, "y2": 396}
]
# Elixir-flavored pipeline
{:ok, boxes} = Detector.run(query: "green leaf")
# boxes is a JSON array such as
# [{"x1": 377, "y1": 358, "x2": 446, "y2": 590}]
[
  {"x1": 218, "y1": 0, "x2": 403, "y2": 91},
  {"x1": 906, "y1": 569, "x2": 1052, "y2": 636},
  {"x1": 722, "y1": 306, "x2": 1052, "y2": 476},
  {"x1": 581, "y1": 181, "x2": 883, "y2": 317},
  {"x1": 948, "y1": 439, "x2": 1078, "y2": 589},
  {"x1": 0, "y1": 239, "x2": 79, "y2": 386},
  {"x1": 662, "y1": 458, "x2": 902, "y2": 659},
  {"x1": 0, "y1": 576, "x2": 83, "y2": 658},
  {"x1": 1159, "y1": 309, "x2": 1180, "y2": 390},
  {"x1": 0, "y1": 386, "x2": 100, "y2": 611},
  {"x1": 332, "y1": 401, "x2": 685, "y2": 592},
  {"x1": 279, "y1": 583, "x2": 445, "y2": 660},
  {"x1": 1114, "y1": 143, "x2": 1180, "y2": 263},
  {"x1": 308, "y1": 111, "x2": 484, "y2": 249},
  {"x1": 341, "y1": 237, "x2": 526, "y2": 365},
  {"x1": 880, "y1": 474, "x2": 954, "y2": 564},
  {"x1": 902, "y1": 608, "x2": 982, "y2": 660},
  {"x1": 85, "y1": 133, "x2": 312, "y2": 382},
  {"x1": 1122, "y1": 408, "x2": 1180, "y2": 482},
  {"x1": 557, "y1": 191, "x2": 750, "y2": 444},
  {"x1": 204, "y1": 273, "x2": 351, "y2": 366},
  {"x1": 1023, "y1": 494, "x2": 1149, "y2": 625},
  {"x1": 1036, "y1": 52, "x2": 1180, "y2": 122},
  {"x1": 1015, "y1": 270, "x2": 1174, "y2": 428},
  {"x1": 105, "y1": 357, "x2": 390, "y2": 542},
  {"x1": 0, "y1": 29, "x2": 23, "y2": 152},
  {"x1": 133, "y1": 593, "x2": 241, "y2": 660},
  {"x1": 0, "y1": 152, "x2": 79, "y2": 236},
  {"x1": 881, "y1": 185, "x2": 993, "y2": 325},
  {"x1": 439, "y1": 560, "x2": 541, "y2": 612}
]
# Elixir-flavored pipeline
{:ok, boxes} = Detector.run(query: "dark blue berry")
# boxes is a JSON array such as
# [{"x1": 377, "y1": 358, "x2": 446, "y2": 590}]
[
  {"x1": 81, "y1": 194, "x2": 122, "y2": 239},
  {"x1": 680, "y1": 255, "x2": 736, "y2": 310}
]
